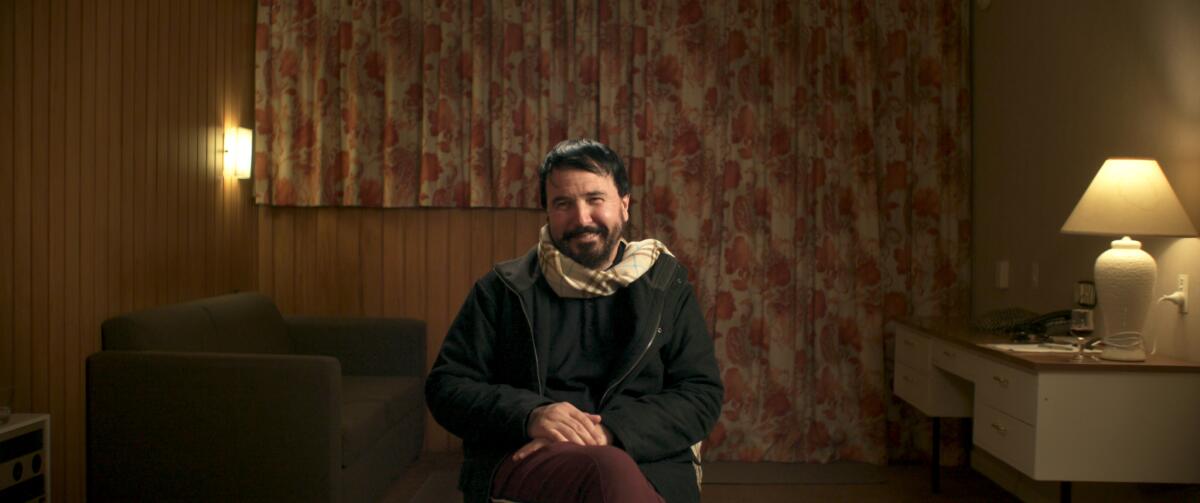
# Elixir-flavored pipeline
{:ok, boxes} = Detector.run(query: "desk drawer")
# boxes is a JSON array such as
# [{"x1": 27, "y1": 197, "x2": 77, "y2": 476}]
[
  {"x1": 894, "y1": 362, "x2": 929, "y2": 412},
  {"x1": 895, "y1": 326, "x2": 931, "y2": 369},
  {"x1": 932, "y1": 340, "x2": 977, "y2": 381},
  {"x1": 975, "y1": 404, "x2": 1035, "y2": 476},
  {"x1": 976, "y1": 357, "x2": 1038, "y2": 425}
]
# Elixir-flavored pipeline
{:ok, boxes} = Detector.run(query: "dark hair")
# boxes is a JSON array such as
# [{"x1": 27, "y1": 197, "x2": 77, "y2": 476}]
[{"x1": 538, "y1": 139, "x2": 630, "y2": 208}]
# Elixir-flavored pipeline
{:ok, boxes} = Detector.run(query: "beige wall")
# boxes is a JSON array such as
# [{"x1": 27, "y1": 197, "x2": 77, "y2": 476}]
[{"x1": 973, "y1": 0, "x2": 1200, "y2": 361}]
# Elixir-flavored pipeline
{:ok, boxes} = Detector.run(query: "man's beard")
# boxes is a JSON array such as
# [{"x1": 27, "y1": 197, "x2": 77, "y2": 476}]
[{"x1": 551, "y1": 221, "x2": 624, "y2": 270}]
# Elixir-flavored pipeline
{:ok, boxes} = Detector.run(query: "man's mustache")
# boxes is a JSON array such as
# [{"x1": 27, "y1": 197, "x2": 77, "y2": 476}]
[{"x1": 563, "y1": 225, "x2": 608, "y2": 241}]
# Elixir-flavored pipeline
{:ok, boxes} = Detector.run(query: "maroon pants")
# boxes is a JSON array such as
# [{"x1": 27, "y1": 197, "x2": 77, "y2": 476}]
[{"x1": 491, "y1": 442, "x2": 666, "y2": 503}]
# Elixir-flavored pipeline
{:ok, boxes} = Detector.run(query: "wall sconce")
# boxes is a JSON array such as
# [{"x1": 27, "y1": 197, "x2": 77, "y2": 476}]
[{"x1": 223, "y1": 126, "x2": 253, "y2": 179}]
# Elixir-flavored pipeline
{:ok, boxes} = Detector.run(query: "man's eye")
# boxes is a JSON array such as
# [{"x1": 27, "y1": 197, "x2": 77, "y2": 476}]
[{"x1": 589, "y1": 197, "x2": 604, "y2": 204}]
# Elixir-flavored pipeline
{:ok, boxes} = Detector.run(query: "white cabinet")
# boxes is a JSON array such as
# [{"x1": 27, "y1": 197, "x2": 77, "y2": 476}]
[
  {"x1": 0, "y1": 414, "x2": 50, "y2": 501},
  {"x1": 892, "y1": 325, "x2": 972, "y2": 418},
  {"x1": 892, "y1": 321, "x2": 1200, "y2": 485}
]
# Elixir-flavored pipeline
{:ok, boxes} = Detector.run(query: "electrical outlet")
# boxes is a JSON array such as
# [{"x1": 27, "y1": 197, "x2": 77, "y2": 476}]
[{"x1": 1179, "y1": 274, "x2": 1189, "y2": 314}]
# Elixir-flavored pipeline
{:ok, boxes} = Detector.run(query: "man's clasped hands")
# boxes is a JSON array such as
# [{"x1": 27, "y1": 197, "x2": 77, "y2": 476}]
[{"x1": 514, "y1": 402, "x2": 613, "y2": 461}]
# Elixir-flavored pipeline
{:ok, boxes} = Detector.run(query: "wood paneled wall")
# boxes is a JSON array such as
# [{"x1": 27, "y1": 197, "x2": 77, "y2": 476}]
[
  {"x1": 0, "y1": 0, "x2": 257, "y2": 499},
  {"x1": 256, "y1": 207, "x2": 547, "y2": 453}
]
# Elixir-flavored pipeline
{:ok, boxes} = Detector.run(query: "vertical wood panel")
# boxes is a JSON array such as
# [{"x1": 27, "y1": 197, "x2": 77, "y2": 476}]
[
  {"x1": 402, "y1": 211, "x2": 428, "y2": 321},
  {"x1": 62, "y1": 0, "x2": 82, "y2": 496},
  {"x1": 315, "y1": 211, "x2": 339, "y2": 315},
  {"x1": 79, "y1": 1, "x2": 101, "y2": 497},
  {"x1": 361, "y1": 210, "x2": 383, "y2": 317},
  {"x1": 295, "y1": 210, "x2": 319, "y2": 313},
  {"x1": 271, "y1": 209, "x2": 294, "y2": 312},
  {"x1": 381, "y1": 211, "x2": 406, "y2": 319},
  {"x1": 336, "y1": 210, "x2": 362, "y2": 316},
  {"x1": 119, "y1": 0, "x2": 135, "y2": 313},
  {"x1": 190, "y1": 0, "x2": 207, "y2": 301},
  {"x1": 30, "y1": 0, "x2": 50, "y2": 417},
  {"x1": 0, "y1": 0, "x2": 15, "y2": 398},
  {"x1": 131, "y1": 0, "x2": 147, "y2": 310},
  {"x1": 145, "y1": 0, "x2": 161, "y2": 307},
  {"x1": 13, "y1": 0, "x2": 32, "y2": 415},
  {"x1": 2, "y1": 0, "x2": 258, "y2": 496},
  {"x1": 469, "y1": 211, "x2": 495, "y2": 279},
  {"x1": 105, "y1": 0, "x2": 123, "y2": 342},
  {"x1": 493, "y1": 211, "x2": 517, "y2": 265},
  {"x1": 164, "y1": 0, "x2": 180, "y2": 303}
]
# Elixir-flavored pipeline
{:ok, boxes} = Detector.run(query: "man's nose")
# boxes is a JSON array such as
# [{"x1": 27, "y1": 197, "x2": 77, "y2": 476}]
[{"x1": 569, "y1": 201, "x2": 594, "y2": 226}]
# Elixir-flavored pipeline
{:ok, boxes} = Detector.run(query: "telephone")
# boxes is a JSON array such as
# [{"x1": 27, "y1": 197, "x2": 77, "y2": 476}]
[
  {"x1": 1012, "y1": 310, "x2": 1073, "y2": 337},
  {"x1": 973, "y1": 308, "x2": 1073, "y2": 340}
]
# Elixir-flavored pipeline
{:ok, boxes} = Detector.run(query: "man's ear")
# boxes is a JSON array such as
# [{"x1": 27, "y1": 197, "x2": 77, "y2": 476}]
[{"x1": 621, "y1": 195, "x2": 630, "y2": 220}]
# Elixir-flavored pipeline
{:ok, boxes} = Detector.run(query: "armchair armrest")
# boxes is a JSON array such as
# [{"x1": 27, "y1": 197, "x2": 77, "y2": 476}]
[
  {"x1": 286, "y1": 316, "x2": 426, "y2": 377},
  {"x1": 86, "y1": 351, "x2": 341, "y2": 501}
]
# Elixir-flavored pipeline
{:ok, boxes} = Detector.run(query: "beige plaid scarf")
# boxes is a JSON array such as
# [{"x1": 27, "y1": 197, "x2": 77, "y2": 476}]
[{"x1": 537, "y1": 225, "x2": 671, "y2": 298}]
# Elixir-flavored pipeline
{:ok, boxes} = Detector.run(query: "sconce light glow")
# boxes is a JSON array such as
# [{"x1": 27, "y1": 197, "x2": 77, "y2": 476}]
[{"x1": 223, "y1": 126, "x2": 253, "y2": 179}]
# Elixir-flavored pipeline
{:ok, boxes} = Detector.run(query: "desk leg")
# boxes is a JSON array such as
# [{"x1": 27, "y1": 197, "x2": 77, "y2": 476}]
[
  {"x1": 1060, "y1": 481, "x2": 1071, "y2": 503},
  {"x1": 931, "y1": 417, "x2": 941, "y2": 494},
  {"x1": 962, "y1": 418, "x2": 972, "y2": 461}
]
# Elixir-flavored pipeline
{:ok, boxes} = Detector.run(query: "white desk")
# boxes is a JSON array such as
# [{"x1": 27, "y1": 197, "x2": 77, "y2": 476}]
[
  {"x1": 0, "y1": 413, "x2": 51, "y2": 501},
  {"x1": 892, "y1": 319, "x2": 1200, "y2": 501}
]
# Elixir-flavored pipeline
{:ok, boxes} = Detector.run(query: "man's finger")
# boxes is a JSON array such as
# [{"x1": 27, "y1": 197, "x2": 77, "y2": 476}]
[
  {"x1": 558, "y1": 425, "x2": 587, "y2": 445},
  {"x1": 563, "y1": 417, "x2": 597, "y2": 445},
  {"x1": 567, "y1": 411, "x2": 604, "y2": 445},
  {"x1": 512, "y1": 439, "x2": 549, "y2": 461},
  {"x1": 551, "y1": 429, "x2": 569, "y2": 443}
]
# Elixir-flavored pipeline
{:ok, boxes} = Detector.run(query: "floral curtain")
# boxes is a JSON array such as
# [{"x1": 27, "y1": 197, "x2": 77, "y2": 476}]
[{"x1": 256, "y1": 0, "x2": 971, "y2": 463}]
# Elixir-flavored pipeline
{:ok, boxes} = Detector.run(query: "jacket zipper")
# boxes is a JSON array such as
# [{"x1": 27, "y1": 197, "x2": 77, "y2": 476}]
[
  {"x1": 497, "y1": 273, "x2": 544, "y2": 396},
  {"x1": 598, "y1": 311, "x2": 662, "y2": 409}
]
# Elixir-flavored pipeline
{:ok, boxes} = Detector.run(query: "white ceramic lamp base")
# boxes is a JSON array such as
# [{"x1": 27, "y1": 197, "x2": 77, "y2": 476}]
[{"x1": 1093, "y1": 236, "x2": 1155, "y2": 361}]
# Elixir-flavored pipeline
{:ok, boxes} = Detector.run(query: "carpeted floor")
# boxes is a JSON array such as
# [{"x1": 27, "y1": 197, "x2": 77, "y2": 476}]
[
  {"x1": 385, "y1": 453, "x2": 1200, "y2": 502},
  {"x1": 384, "y1": 453, "x2": 1016, "y2": 503},
  {"x1": 702, "y1": 461, "x2": 886, "y2": 485}
]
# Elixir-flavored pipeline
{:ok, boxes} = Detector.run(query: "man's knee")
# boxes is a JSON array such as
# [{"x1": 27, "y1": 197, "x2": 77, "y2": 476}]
[
  {"x1": 546, "y1": 444, "x2": 639, "y2": 480},
  {"x1": 493, "y1": 443, "x2": 662, "y2": 503}
]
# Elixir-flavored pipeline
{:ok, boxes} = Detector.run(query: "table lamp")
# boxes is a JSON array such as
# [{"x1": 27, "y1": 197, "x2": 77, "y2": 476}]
[{"x1": 1061, "y1": 158, "x2": 1196, "y2": 361}]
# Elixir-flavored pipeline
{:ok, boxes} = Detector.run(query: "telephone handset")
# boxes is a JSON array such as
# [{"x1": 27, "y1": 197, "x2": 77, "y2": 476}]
[
  {"x1": 973, "y1": 308, "x2": 1073, "y2": 338},
  {"x1": 1012, "y1": 309, "x2": 1073, "y2": 337}
]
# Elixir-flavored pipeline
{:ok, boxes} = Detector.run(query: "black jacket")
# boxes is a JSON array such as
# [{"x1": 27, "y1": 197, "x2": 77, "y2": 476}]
[{"x1": 425, "y1": 248, "x2": 724, "y2": 503}]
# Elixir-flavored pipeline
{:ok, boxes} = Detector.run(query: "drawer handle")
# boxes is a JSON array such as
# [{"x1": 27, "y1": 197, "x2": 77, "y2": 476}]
[
  {"x1": 902, "y1": 340, "x2": 916, "y2": 347},
  {"x1": 992, "y1": 375, "x2": 1009, "y2": 387},
  {"x1": 942, "y1": 350, "x2": 955, "y2": 358},
  {"x1": 991, "y1": 422, "x2": 1007, "y2": 435},
  {"x1": 902, "y1": 375, "x2": 915, "y2": 384}
]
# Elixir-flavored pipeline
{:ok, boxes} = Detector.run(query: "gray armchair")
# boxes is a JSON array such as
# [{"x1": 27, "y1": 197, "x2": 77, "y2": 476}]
[{"x1": 87, "y1": 292, "x2": 425, "y2": 502}]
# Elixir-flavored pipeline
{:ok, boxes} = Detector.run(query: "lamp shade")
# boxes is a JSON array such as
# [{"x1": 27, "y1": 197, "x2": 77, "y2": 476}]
[{"x1": 1061, "y1": 158, "x2": 1196, "y2": 237}]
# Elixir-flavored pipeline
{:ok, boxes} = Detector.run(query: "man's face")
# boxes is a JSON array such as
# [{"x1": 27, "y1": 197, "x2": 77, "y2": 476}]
[{"x1": 545, "y1": 167, "x2": 630, "y2": 270}]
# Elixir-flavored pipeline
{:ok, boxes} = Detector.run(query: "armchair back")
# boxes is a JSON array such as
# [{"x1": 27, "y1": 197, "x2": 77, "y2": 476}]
[{"x1": 101, "y1": 292, "x2": 292, "y2": 354}]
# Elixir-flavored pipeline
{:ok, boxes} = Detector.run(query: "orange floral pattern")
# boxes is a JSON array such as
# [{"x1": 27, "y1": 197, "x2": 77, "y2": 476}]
[{"x1": 256, "y1": 0, "x2": 970, "y2": 464}]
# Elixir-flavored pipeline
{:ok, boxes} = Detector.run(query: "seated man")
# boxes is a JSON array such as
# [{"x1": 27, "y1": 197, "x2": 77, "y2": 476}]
[{"x1": 425, "y1": 139, "x2": 724, "y2": 503}]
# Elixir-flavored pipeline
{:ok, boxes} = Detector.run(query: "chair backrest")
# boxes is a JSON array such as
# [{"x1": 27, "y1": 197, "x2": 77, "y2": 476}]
[{"x1": 101, "y1": 292, "x2": 292, "y2": 354}]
